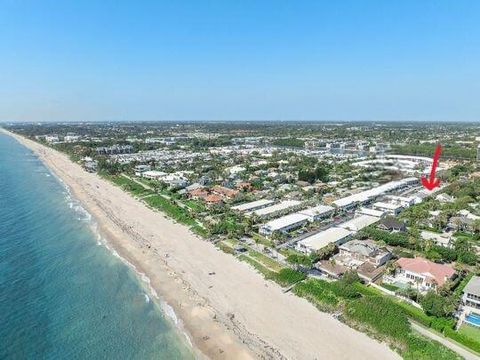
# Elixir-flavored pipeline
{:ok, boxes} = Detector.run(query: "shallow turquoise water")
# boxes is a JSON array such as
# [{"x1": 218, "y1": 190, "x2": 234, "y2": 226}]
[{"x1": 0, "y1": 134, "x2": 194, "y2": 359}]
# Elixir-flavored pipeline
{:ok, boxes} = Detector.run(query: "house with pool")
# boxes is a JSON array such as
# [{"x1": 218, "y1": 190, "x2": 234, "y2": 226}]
[{"x1": 461, "y1": 276, "x2": 480, "y2": 327}]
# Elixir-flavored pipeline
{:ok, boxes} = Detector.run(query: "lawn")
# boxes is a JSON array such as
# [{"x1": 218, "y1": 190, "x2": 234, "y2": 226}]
[
  {"x1": 238, "y1": 254, "x2": 274, "y2": 278},
  {"x1": 109, "y1": 175, "x2": 152, "y2": 197},
  {"x1": 251, "y1": 233, "x2": 274, "y2": 247},
  {"x1": 459, "y1": 323, "x2": 480, "y2": 341},
  {"x1": 247, "y1": 249, "x2": 283, "y2": 272},
  {"x1": 144, "y1": 195, "x2": 196, "y2": 226},
  {"x1": 380, "y1": 283, "x2": 400, "y2": 292},
  {"x1": 184, "y1": 199, "x2": 206, "y2": 212}
]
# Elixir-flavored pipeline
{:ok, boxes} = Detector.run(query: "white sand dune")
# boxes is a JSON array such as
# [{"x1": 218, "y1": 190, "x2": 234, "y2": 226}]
[{"x1": 5, "y1": 130, "x2": 401, "y2": 360}]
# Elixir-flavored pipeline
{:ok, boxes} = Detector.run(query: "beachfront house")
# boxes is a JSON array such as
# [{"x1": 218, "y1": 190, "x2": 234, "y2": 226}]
[
  {"x1": 385, "y1": 257, "x2": 456, "y2": 293},
  {"x1": 461, "y1": 276, "x2": 480, "y2": 327},
  {"x1": 316, "y1": 239, "x2": 391, "y2": 282},
  {"x1": 337, "y1": 240, "x2": 391, "y2": 267}
]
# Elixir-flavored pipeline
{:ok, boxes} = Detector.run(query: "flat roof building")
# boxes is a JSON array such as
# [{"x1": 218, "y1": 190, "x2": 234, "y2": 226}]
[
  {"x1": 259, "y1": 213, "x2": 309, "y2": 236},
  {"x1": 357, "y1": 207, "x2": 385, "y2": 218},
  {"x1": 250, "y1": 200, "x2": 302, "y2": 217},
  {"x1": 338, "y1": 215, "x2": 381, "y2": 232},
  {"x1": 372, "y1": 201, "x2": 404, "y2": 216},
  {"x1": 333, "y1": 177, "x2": 417, "y2": 209},
  {"x1": 296, "y1": 227, "x2": 352, "y2": 254},
  {"x1": 298, "y1": 205, "x2": 335, "y2": 222},
  {"x1": 231, "y1": 199, "x2": 275, "y2": 212}
]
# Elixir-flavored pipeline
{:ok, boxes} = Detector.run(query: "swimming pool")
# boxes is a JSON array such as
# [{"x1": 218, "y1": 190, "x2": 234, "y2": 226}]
[{"x1": 465, "y1": 312, "x2": 480, "y2": 327}]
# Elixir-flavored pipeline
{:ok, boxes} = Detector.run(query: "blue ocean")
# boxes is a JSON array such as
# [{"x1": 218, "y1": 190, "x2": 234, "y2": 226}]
[{"x1": 0, "y1": 133, "x2": 194, "y2": 359}]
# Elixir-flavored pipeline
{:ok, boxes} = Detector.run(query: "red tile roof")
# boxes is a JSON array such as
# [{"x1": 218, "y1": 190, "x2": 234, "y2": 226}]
[
  {"x1": 396, "y1": 257, "x2": 455, "y2": 286},
  {"x1": 204, "y1": 194, "x2": 223, "y2": 203},
  {"x1": 189, "y1": 188, "x2": 208, "y2": 198},
  {"x1": 212, "y1": 185, "x2": 239, "y2": 198}
]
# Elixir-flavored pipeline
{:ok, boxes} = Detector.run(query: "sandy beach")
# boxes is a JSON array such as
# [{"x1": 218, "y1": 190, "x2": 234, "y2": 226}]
[{"x1": 4, "y1": 129, "x2": 401, "y2": 360}]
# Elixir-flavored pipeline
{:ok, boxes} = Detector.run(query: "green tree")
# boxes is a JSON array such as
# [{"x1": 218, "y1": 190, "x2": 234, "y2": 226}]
[{"x1": 420, "y1": 291, "x2": 455, "y2": 317}]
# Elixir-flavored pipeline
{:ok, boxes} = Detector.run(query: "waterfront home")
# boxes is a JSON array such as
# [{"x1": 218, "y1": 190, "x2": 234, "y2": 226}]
[
  {"x1": 461, "y1": 276, "x2": 480, "y2": 327},
  {"x1": 386, "y1": 257, "x2": 455, "y2": 292},
  {"x1": 463, "y1": 276, "x2": 480, "y2": 310},
  {"x1": 337, "y1": 240, "x2": 391, "y2": 267}
]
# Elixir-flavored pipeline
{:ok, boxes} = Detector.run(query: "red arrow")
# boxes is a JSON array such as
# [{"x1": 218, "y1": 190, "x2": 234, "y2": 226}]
[{"x1": 421, "y1": 144, "x2": 442, "y2": 190}]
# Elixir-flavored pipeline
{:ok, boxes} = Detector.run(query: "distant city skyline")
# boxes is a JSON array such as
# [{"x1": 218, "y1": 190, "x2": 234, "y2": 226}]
[{"x1": 1, "y1": 1, "x2": 479, "y2": 122}]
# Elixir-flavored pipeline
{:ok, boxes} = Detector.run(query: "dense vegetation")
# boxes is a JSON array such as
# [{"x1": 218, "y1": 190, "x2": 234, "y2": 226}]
[
  {"x1": 359, "y1": 226, "x2": 479, "y2": 265},
  {"x1": 392, "y1": 143, "x2": 476, "y2": 159},
  {"x1": 298, "y1": 166, "x2": 329, "y2": 183},
  {"x1": 271, "y1": 138, "x2": 305, "y2": 148},
  {"x1": 293, "y1": 275, "x2": 462, "y2": 359}
]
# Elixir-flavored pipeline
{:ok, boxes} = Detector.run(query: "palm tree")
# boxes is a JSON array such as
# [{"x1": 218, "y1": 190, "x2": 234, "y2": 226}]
[
  {"x1": 423, "y1": 238, "x2": 434, "y2": 253},
  {"x1": 385, "y1": 260, "x2": 398, "y2": 276},
  {"x1": 414, "y1": 277, "x2": 423, "y2": 297}
]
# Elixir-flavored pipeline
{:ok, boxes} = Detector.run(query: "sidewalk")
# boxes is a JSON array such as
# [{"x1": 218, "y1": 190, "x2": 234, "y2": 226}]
[{"x1": 410, "y1": 321, "x2": 479, "y2": 360}]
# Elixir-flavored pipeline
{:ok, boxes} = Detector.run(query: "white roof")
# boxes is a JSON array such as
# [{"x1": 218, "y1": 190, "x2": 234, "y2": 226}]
[
  {"x1": 385, "y1": 195, "x2": 414, "y2": 204},
  {"x1": 298, "y1": 227, "x2": 352, "y2": 251},
  {"x1": 143, "y1": 170, "x2": 167, "y2": 177},
  {"x1": 338, "y1": 215, "x2": 380, "y2": 232},
  {"x1": 261, "y1": 213, "x2": 309, "y2": 231},
  {"x1": 373, "y1": 201, "x2": 403, "y2": 210},
  {"x1": 333, "y1": 177, "x2": 417, "y2": 208},
  {"x1": 384, "y1": 154, "x2": 432, "y2": 162},
  {"x1": 231, "y1": 199, "x2": 275, "y2": 212},
  {"x1": 298, "y1": 205, "x2": 334, "y2": 217},
  {"x1": 357, "y1": 207, "x2": 385, "y2": 217},
  {"x1": 252, "y1": 200, "x2": 302, "y2": 217},
  {"x1": 421, "y1": 230, "x2": 451, "y2": 241}
]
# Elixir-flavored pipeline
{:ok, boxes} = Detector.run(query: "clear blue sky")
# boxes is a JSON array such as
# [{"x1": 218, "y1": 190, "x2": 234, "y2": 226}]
[{"x1": 1, "y1": 0, "x2": 479, "y2": 122}]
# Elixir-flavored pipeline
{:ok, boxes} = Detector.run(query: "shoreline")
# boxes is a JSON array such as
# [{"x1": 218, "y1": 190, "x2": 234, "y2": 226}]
[
  {"x1": 3, "y1": 129, "x2": 401, "y2": 360},
  {"x1": 65, "y1": 182, "x2": 197, "y2": 350}
]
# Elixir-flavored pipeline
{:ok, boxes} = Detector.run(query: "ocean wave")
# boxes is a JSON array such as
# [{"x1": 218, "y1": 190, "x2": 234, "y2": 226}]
[
  {"x1": 42, "y1": 163, "x2": 193, "y2": 349},
  {"x1": 161, "y1": 302, "x2": 179, "y2": 325}
]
